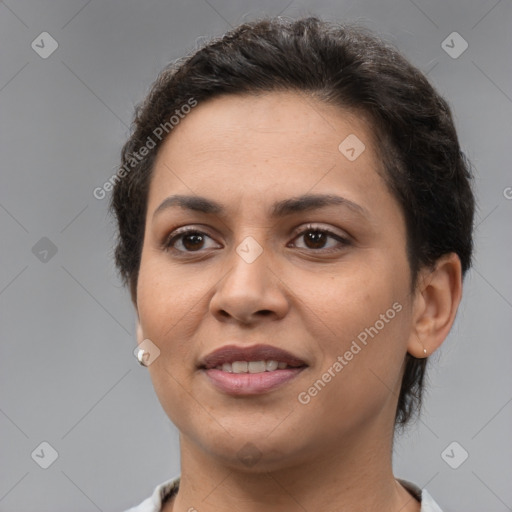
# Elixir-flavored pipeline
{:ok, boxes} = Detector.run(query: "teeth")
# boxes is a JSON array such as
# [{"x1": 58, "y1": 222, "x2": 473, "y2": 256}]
[
  {"x1": 266, "y1": 360, "x2": 279, "y2": 371},
  {"x1": 248, "y1": 361, "x2": 266, "y2": 373},
  {"x1": 232, "y1": 361, "x2": 248, "y2": 373},
  {"x1": 221, "y1": 363, "x2": 232, "y2": 373},
  {"x1": 213, "y1": 360, "x2": 290, "y2": 373}
]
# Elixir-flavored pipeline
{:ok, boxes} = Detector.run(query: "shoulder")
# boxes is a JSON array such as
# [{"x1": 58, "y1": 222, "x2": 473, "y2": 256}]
[
  {"x1": 123, "y1": 476, "x2": 180, "y2": 512},
  {"x1": 397, "y1": 479, "x2": 444, "y2": 512},
  {"x1": 126, "y1": 476, "x2": 443, "y2": 512}
]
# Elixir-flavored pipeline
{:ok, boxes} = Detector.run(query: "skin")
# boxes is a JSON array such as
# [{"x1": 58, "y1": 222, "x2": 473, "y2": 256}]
[{"x1": 133, "y1": 91, "x2": 462, "y2": 512}]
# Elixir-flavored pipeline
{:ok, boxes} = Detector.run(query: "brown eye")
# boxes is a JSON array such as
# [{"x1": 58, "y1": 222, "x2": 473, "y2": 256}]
[
  {"x1": 303, "y1": 230, "x2": 329, "y2": 249},
  {"x1": 291, "y1": 225, "x2": 351, "y2": 252},
  {"x1": 180, "y1": 233, "x2": 205, "y2": 251},
  {"x1": 164, "y1": 229, "x2": 219, "y2": 253}
]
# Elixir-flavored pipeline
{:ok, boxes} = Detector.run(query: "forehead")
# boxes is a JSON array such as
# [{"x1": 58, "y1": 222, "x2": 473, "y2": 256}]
[
  {"x1": 157, "y1": 91, "x2": 376, "y2": 160},
  {"x1": 147, "y1": 91, "x2": 391, "y2": 219}
]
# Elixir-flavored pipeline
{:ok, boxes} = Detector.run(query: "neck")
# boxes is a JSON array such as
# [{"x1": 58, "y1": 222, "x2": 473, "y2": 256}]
[{"x1": 166, "y1": 421, "x2": 420, "y2": 512}]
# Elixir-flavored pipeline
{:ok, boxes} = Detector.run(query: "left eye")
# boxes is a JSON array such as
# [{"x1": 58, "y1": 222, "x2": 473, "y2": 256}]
[{"x1": 291, "y1": 227, "x2": 349, "y2": 251}]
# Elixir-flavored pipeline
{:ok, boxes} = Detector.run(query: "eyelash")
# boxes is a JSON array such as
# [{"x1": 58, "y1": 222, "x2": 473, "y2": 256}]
[{"x1": 162, "y1": 224, "x2": 351, "y2": 255}]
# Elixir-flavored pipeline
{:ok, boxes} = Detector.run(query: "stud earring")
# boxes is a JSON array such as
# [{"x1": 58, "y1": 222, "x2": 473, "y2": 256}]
[{"x1": 137, "y1": 348, "x2": 149, "y2": 367}]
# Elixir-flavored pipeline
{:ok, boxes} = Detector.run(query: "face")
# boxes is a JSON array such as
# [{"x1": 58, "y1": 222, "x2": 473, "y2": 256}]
[{"x1": 135, "y1": 91, "x2": 417, "y2": 470}]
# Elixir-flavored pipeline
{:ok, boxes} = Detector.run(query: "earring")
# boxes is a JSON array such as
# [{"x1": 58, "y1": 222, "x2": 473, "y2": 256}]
[{"x1": 137, "y1": 348, "x2": 149, "y2": 367}]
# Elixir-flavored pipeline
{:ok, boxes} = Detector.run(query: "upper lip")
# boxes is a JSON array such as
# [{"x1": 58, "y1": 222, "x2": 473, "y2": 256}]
[{"x1": 199, "y1": 344, "x2": 308, "y2": 370}]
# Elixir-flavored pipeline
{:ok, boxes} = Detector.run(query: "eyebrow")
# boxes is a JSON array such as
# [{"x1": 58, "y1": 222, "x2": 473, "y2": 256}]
[{"x1": 153, "y1": 193, "x2": 367, "y2": 220}]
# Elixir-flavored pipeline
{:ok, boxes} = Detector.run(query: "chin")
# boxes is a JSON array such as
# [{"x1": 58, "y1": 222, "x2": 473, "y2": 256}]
[{"x1": 187, "y1": 419, "x2": 315, "y2": 472}]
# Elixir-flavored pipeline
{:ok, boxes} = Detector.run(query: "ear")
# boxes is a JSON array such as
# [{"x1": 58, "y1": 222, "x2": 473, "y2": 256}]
[
  {"x1": 135, "y1": 316, "x2": 144, "y2": 345},
  {"x1": 407, "y1": 253, "x2": 463, "y2": 358},
  {"x1": 131, "y1": 279, "x2": 143, "y2": 344}
]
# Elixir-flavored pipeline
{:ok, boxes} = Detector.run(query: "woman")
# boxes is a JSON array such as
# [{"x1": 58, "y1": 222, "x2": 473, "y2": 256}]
[{"x1": 112, "y1": 16, "x2": 475, "y2": 512}]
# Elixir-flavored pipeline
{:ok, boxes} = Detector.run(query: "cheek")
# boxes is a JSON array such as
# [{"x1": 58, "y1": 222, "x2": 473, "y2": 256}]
[
  {"x1": 297, "y1": 315, "x2": 411, "y2": 439},
  {"x1": 289, "y1": 260, "x2": 403, "y2": 342},
  {"x1": 292, "y1": 262, "x2": 411, "y2": 406},
  {"x1": 137, "y1": 250, "x2": 202, "y2": 338},
  {"x1": 136, "y1": 263, "x2": 205, "y2": 428},
  {"x1": 136, "y1": 257, "x2": 205, "y2": 429}
]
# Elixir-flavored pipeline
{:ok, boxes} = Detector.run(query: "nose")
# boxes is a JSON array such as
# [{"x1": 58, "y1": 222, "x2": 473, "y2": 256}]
[{"x1": 209, "y1": 240, "x2": 289, "y2": 325}]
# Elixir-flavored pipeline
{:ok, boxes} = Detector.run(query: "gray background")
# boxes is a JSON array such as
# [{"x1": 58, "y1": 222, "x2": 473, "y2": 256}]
[{"x1": 0, "y1": 0, "x2": 511, "y2": 511}]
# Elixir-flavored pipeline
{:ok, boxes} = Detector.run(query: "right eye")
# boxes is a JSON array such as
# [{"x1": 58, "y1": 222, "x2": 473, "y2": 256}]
[{"x1": 163, "y1": 227, "x2": 221, "y2": 253}]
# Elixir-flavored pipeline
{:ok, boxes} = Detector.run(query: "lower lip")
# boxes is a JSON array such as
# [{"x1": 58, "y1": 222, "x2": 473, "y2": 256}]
[{"x1": 202, "y1": 368, "x2": 306, "y2": 395}]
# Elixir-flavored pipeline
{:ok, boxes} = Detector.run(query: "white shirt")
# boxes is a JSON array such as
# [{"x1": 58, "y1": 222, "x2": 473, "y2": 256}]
[{"x1": 123, "y1": 476, "x2": 443, "y2": 511}]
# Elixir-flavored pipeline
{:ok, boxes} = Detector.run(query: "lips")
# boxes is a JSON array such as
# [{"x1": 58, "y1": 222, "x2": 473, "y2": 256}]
[
  {"x1": 199, "y1": 344, "x2": 308, "y2": 370},
  {"x1": 198, "y1": 344, "x2": 308, "y2": 395}
]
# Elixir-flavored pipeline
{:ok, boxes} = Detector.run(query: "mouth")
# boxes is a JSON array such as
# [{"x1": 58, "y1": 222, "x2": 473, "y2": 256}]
[{"x1": 198, "y1": 344, "x2": 308, "y2": 395}]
